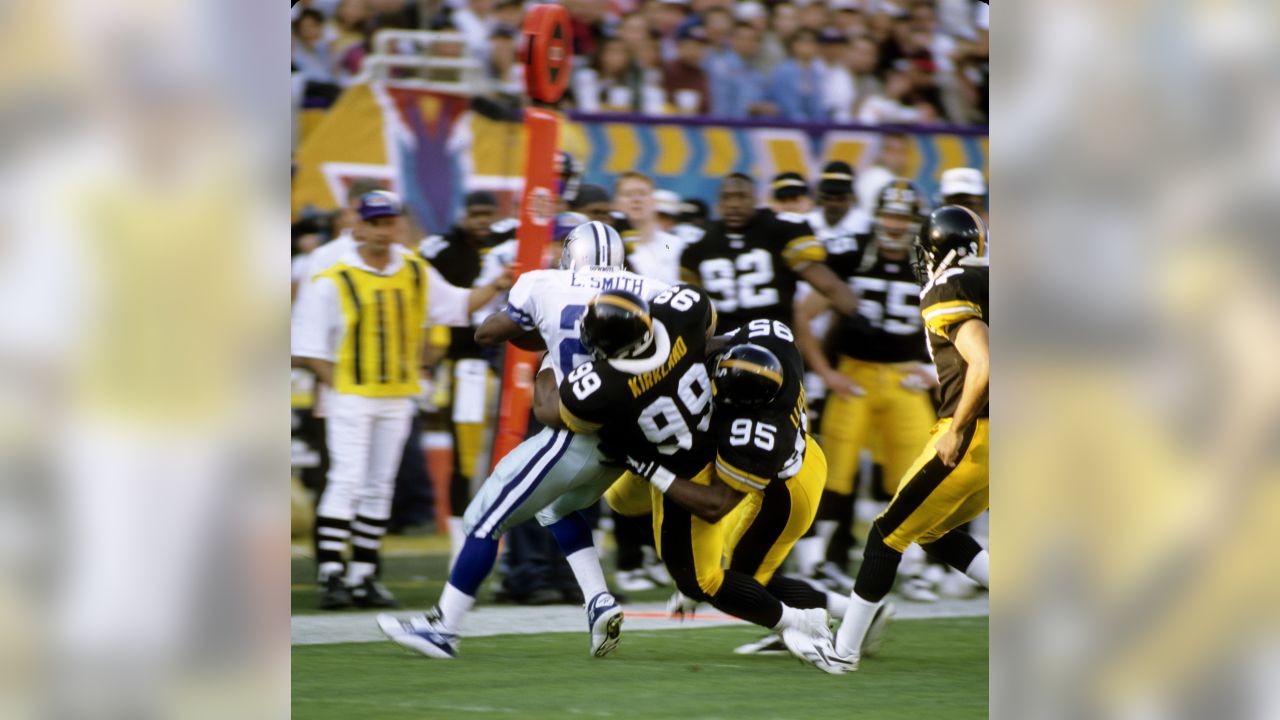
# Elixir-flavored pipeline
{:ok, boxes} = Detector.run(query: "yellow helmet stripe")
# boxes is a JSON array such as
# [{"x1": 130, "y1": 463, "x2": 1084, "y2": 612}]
[
  {"x1": 720, "y1": 359, "x2": 783, "y2": 386},
  {"x1": 592, "y1": 294, "x2": 653, "y2": 332}
]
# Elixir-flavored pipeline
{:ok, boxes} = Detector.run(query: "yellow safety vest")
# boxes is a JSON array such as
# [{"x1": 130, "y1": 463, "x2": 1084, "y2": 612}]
[{"x1": 317, "y1": 256, "x2": 427, "y2": 397}]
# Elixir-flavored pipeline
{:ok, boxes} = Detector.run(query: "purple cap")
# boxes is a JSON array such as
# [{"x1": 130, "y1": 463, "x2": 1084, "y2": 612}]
[{"x1": 357, "y1": 190, "x2": 403, "y2": 221}]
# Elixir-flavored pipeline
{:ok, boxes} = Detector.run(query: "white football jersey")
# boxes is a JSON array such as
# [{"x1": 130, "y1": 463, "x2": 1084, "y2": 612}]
[
  {"x1": 806, "y1": 206, "x2": 871, "y2": 256},
  {"x1": 505, "y1": 268, "x2": 670, "y2": 382}
]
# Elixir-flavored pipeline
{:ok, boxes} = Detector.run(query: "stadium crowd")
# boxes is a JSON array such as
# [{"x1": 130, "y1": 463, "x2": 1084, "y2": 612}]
[{"x1": 292, "y1": 0, "x2": 989, "y2": 125}]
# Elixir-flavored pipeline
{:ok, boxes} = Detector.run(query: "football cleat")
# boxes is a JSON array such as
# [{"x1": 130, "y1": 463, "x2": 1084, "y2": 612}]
[
  {"x1": 615, "y1": 569, "x2": 657, "y2": 592},
  {"x1": 900, "y1": 576, "x2": 940, "y2": 603},
  {"x1": 861, "y1": 602, "x2": 896, "y2": 657},
  {"x1": 640, "y1": 547, "x2": 672, "y2": 587},
  {"x1": 781, "y1": 608, "x2": 854, "y2": 675},
  {"x1": 812, "y1": 561, "x2": 857, "y2": 594},
  {"x1": 666, "y1": 590, "x2": 700, "y2": 619},
  {"x1": 349, "y1": 577, "x2": 400, "y2": 609},
  {"x1": 733, "y1": 634, "x2": 789, "y2": 655},
  {"x1": 586, "y1": 592, "x2": 624, "y2": 658},
  {"x1": 319, "y1": 574, "x2": 353, "y2": 610},
  {"x1": 377, "y1": 611, "x2": 459, "y2": 659}
]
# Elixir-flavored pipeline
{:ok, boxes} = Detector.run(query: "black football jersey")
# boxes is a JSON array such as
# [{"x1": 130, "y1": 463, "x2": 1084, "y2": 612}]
[
  {"x1": 825, "y1": 234, "x2": 929, "y2": 363},
  {"x1": 920, "y1": 264, "x2": 989, "y2": 419},
  {"x1": 420, "y1": 226, "x2": 489, "y2": 359},
  {"x1": 558, "y1": 285, "x2": 717, "y2": 478},
  {"x1": 678, "y1": 208, "x2": 824, "y2": 334},
  {"x1": 712, "y1": 319, "x2": 810, "y2": 493}
]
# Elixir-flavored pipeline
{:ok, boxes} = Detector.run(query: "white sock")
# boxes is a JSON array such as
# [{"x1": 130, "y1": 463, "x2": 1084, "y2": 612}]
[
  {"x1": 346, "y1": 561, "x2": 376, "y2": 585},
  {"x1": 437, "y1": 582, "x2": 475, "y2": 635},
  {"x1": 835, "y1": 595, "x2": 880, "y2": 657},
  {"x1": 792, "y1": 537, "x2": 825, "y2": 576},
  {"x1": 814, "y1": 519, "x2": 838, "y2": 552},
  {"x1": 447, "y1": 517, "x2": 466, "y2": 571},
  {"x1": 825, "y1": 590, "x2": 850, "y2": 618},
  {"x1": 772, "y1": 604, "x2": 804, "y2": 632},
  {"x1": 565, "y1": 546, "x2": 609, "y2": 602},
  {"x1": 965, "y1": 550, "x2": 989, "y2": 588},
  {"x1": 318, "y1": 561, "x2": 345, "y2": 581}
]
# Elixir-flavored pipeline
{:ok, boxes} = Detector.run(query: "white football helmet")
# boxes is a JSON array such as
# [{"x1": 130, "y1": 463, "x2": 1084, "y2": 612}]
[{"x1": 560, "y1": 220, "x2": 625, "y2": 271}]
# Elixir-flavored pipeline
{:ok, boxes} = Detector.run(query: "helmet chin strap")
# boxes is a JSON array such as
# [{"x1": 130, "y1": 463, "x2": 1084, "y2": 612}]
[{"x1": 927, "y1": 248, "x2": 961, "y2": 282}]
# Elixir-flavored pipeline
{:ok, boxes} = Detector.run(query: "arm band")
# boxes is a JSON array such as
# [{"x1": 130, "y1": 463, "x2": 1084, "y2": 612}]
[{"x1": 649, "y1": 467, "x2": 676, "y2": 494}]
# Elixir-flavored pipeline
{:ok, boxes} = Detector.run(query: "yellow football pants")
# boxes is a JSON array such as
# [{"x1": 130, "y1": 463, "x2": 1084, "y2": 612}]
[
  {"x1": 820, "y1": 357, "x2": 937, "y2": 496},
  {"x1": 606, "y1": 440, "x2": 827, "y2": 598},
  {"x1": 877, "y1": 418, "x2": 989, "y2": 553}
]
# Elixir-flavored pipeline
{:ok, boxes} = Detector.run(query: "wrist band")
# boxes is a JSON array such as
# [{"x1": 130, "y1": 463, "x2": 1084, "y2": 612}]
[{"x1": 649, "y1": 467, "x2": 676, "y2": 494}]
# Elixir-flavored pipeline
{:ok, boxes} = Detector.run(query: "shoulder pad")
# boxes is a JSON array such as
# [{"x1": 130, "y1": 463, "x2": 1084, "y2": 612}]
[
  {"x1": 490, "y1": 217, "x2": 520, "y2": 235},
  {"x1": 418, "y1": 234, "x2": 448, "y2": 259}
]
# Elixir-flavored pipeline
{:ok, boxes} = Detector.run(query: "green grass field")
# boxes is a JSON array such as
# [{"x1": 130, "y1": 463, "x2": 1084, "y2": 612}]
[{"x1": 293, "y1": 618, "x2": 988, "y2": 719}]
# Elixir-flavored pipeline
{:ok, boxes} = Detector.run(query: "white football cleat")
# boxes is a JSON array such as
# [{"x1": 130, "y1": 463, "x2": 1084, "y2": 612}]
[
  {"x1": 615, "y1": 569, "x2": 657, "y2": 592},
  {"x1": 377, "y1": 611, "x2": 459, "y2": 659},
  {"x1": 812, "y1": 562, "x2": 857, "y2": 594},
  {"x1": 781, "y1": 608, "x2": 855, "y2": 674},
  {"x1": 861, "y1": 602, "x2": 896, "y2": 657},
  {"x1": 733, "y1": 633, "x2": 789, "y2": 655},
  {"x1": 586, "y1": 592, "x2": 624, "y2": 658},
  {"x1": 666, "y1": 590, "x2": 700, "y2": 620}
]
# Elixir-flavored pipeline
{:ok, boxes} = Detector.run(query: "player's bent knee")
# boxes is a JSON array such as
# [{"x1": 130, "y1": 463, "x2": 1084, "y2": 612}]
[{"x1": 695, "y1": 566, "x2": 725, "y2": 598}]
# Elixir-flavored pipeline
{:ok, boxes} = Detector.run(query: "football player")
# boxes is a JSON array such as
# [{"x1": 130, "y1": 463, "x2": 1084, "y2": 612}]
[
  {"x1": 376, "y1": 221, "x2": 669, "y2": 660},
  {"x1": 678, "y1": 173, "x2": 858, "y2": 334},
  {"x1": 793, "y1": 180, "x2": 939, "y2": 594},
  {"x1": 806, "y1": 160, "x2": 871, "y2": 250},
  {"x1": 625, "y1": 320, "x2": 861, "y2": 663},
  {"x1": 551, "y1": 291, "x2": 840, "y2": 669},
  {"x1": 826, "y1": 205, "x2": 992, "y2": 674}
]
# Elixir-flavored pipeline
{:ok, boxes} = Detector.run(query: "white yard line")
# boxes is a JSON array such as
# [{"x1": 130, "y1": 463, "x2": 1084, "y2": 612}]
[{"x1": 291, "y1": 596, "x2": 988, "y2": 646}]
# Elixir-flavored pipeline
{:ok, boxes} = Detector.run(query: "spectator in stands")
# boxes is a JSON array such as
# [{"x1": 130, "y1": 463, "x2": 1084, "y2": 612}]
[
  {"x1": 856, "y1": 131, "x2": 912, "y2": 218},
  {"x1": 756, "y1": 2, "x2": 794, "y2": 71},
  {"x1": 797, "y1": 0, "x2": 828, "y2": 32},
  {"x1": 848, "y1": 35, "x2": 884, "y2": 119},
  {"x1": 615, "y1": 12, "x2": 654, "y2": 65},
  {"x1": 293, "y1": 9, "x2": 342, "y2": 103},
  {"x1": 701, "y1": 7, "x2": 733, "y2": 50},
  {"x1": 327, "y1": 0, "x2": 372, "y2": 83},
  {"x1": 485, "y1": 26, "x2": 524, "y2": 96},
  {"x1": 649, "y1": 0, "x2": 691, "y2": 63},
  {"x1": 768, "y1": 29, "x2": 826, "y2": 121},
  {"x1": 816, "y1": 28, "x2": 855, "y2": 121},
  {"x1": 707, "y1": 22, "x2": 772, "y2": 118},
  {"x1": 493, "y1": 0, "x2": 524, "y2": 31},
  {"x1": 663, "y1": 23, "x2": 711, "y2": 115},
  {"x1": 830, "y1": 1, "x2": 866, "y2": 37},
  {"x1": 574, "y1": 36, "x2": 664, "y2": 113},
  {"x1": 566, "y1": 0, "x2": 607, "y2": 59},
  {"x1": 857, "y1": 63, "x2": 927, "y2": 125},
  {"x1": 454, "y1": 0, "x2": 497, "y2": 61}
]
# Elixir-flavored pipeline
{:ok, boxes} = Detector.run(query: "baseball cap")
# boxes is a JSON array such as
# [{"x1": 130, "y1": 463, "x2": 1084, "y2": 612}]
[
  {"x1": 570, "y1": 183, "x2": 611, "y2": 208},
  {"x1": 676, "y1": 21, "x2": 709, "y2": 42},
  {"x1": 733, "y1": 1, "x2": 766, "y2": 22},
  {"x1": 818, "y1": 28, "x2": 847, "y2": 45},
  {"x1": 357, "y1": 190, "x2": 403, "y2": 220},
  {"x1": 817, "y1": 160, "x2": 855, "y2": 196},
  {"x1": 939, "y1": 168, "x2": 987, "y2": 197},
  {"x1": 653, "y1": 189, "x2": 681, "y2": 216},
  {"x1": 771, "y1": 171, "x2": 810, "y2": 200}
]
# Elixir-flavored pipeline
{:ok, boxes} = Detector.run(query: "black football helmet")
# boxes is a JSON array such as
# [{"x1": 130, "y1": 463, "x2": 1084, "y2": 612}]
[
  {"x1": 713, "y1": 343, "x2": 785, "y2": 408},
  {"x1": 874, "y1": 179, "x2": 927, "y2": 251},
  {"x1": 912, "y1": 205, "x2": 987, "y2": 284},
  {"x1": 579, "y1": 289, "x2": 653, "y2": 360}
]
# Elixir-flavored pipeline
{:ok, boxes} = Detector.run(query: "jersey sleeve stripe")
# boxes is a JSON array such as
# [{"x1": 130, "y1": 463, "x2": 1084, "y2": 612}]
[
  {"x1": 504, "y1": 302, "x2": 536, "y2": 330},
  {"x1": 716, "y1": 455, "x2": 768, "y2": 492},
  {"x1": 781, "y1": 235, "x2": 826, "y2": 268},
  {"x1": 559, "y1": 404, "x2": 602, "y2": 434},
  {"x1": 921, "y1": 301, "x2": 983, "y2": 335}
]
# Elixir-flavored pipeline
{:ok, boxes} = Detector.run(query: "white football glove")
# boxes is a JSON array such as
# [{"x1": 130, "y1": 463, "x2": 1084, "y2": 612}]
[{"x1": 666, "y1": 590, "x2": 700, "y2": 620}]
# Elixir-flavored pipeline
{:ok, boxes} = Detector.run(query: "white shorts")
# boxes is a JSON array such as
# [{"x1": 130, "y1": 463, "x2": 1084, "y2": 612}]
[{"x1": 462, "y1": 427, "x2": 622, "y2": 540}]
